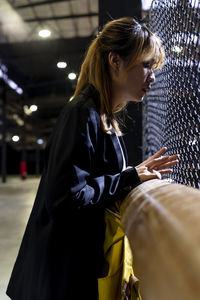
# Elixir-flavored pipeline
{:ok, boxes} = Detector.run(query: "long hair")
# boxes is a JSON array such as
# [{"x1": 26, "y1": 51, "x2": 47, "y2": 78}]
[{"x1": 72, "y1": 17, "x2": 165, "y2": 135}]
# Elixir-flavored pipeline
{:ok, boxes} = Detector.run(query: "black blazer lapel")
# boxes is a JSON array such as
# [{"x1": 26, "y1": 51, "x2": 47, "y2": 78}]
[
  {"x1": 119, "y1": 136, "x2": 128, "y2": 166},
  {"x1": 109, "y1": 128, "x2": 124, "y2": 171}
]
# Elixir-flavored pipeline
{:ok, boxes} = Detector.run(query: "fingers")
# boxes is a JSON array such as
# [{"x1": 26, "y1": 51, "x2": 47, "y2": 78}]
[
  {"x1": 145, "y1": 147, "x2": 167, "y2": 164},
  {"x1": 149, "y1": 147, "x2": 167, "y2": 159},
  {"x1": 157, "y1": 160, "x2": 179, "y2": 170},
  {"x1": 136, "y1": 149, "x2": 179, "y2": 183},
  {"x1": 136, "y1": 158, "x2": 178, "y2": 182},
  {"x1": 146, "y1": 154, "x2": 179, "y2": 170},
  {"x1": 136, "y1": 147, "x2": 167, "y2": 168},
  {"x1": 159, "y1": 169, "x2": 173, "y2": 174}
]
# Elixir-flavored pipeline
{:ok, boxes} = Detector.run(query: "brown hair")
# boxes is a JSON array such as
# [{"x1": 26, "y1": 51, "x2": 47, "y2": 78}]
[{"x1": 72, "y1": 17, "x2": 165, "y2": 134}]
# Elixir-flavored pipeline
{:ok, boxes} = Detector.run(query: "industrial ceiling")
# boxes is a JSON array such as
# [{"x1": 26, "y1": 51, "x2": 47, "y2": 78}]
[
  {"x1": 0, "y1": 0, "x2": 149, "y2": 155},
  {"x1": 0, "y1": 0, "x2": 98, "y2": 149}
]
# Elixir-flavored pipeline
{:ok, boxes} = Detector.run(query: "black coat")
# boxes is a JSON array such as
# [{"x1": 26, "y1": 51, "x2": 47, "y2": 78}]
[{"x1": 7, "y1": 84, "x2": 141, "y2": 300}]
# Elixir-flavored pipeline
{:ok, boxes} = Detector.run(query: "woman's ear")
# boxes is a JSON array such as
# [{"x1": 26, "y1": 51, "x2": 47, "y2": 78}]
[{"x1": 108, "y1": 52, "x2": 121, "y2": 72}]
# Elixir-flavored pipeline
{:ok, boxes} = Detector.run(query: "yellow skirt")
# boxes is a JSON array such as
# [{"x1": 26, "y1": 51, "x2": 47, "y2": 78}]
[{"x1": 98, "y1": 206, "x2": 141, "y2": 300}]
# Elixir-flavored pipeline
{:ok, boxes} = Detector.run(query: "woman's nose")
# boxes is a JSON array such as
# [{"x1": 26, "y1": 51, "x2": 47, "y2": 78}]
[
  {"x1": 148, "y1": 70, "x2": 155, "y2": 83},
  {"x1": 148, "y1": 69, "x2": 156, "y2": 83}
]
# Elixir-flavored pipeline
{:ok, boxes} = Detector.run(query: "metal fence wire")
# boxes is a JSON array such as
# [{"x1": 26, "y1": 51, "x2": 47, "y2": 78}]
[{"x1": 143, "y1": 0, "x2": 200, "y2": 188}]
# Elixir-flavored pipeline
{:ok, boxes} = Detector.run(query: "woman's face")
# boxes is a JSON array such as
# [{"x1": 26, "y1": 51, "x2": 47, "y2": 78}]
[{"x1": 110, "y1": 54, "x2": 156, "y2": 108}]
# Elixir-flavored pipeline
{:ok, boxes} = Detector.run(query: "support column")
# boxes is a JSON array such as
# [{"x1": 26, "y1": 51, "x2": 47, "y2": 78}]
[
  {"x1": 99, "y1": 0, "x2": 141, "y2": 27},
  {"x1": 1, "y1": 80, "x2": 7, "y2": 183},
  {"x1": 20, "y1": 104, "x2": 27, "y2": 180},
  {"x1": 36, "y1": 147, "x2": 40, "y2": 176}
]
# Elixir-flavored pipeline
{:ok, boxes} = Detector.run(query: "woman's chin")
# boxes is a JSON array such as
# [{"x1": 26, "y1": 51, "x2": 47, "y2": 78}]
[{"x1": 130, "y1": 96, "x2": 144, "y2": 103}]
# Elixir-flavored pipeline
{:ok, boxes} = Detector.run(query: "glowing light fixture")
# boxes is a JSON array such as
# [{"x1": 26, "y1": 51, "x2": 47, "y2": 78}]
[
  {"x1": 0, "y1": 64, "x2": 23, "y2": 94},
  {"x1": 12, "y1": 135, "x2": 20, "y2": 142},
  {"x1": 37, "y1": 138, "x2": 44, "y2": 145},
  {"x1": 13, "y1": 114, "x2": 24, "y2": 126},
  {"x1": 7, "y1": 79, "x2": 17, "y2": 90},
  {"x1": 16, "y1": 87, "x2": 23, "y2": 95},
  {"x1": 68, "y1": 73, "x2": 76, "y2": 80},
  {"x1": 30, "y1": 105, "x2": 38, "y2": 112},
  {"x1": 57, "y1": 62, "x2": 67, "y2": 69},
  {"x1": 39, "y1": 29, "x2": 51, "y2": 38},
  {"x1": 23, "y1": 105, "x2": 32, "y2": 115}
]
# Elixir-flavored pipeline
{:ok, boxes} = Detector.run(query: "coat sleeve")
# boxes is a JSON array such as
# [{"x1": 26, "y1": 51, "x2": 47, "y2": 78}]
[{"x1": 43, "y1": 102, "x2": 141, "y2": 217}]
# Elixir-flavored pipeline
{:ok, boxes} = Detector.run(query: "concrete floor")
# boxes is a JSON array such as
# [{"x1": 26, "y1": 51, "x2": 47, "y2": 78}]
[{"x1": 0, "y1": 176, "x2": 40, "y2": 300}]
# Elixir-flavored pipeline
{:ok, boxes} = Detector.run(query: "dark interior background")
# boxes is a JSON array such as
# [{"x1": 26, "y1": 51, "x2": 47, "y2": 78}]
[{"x1": 0, "y1": 0, "x2": 150, "y2": 178}]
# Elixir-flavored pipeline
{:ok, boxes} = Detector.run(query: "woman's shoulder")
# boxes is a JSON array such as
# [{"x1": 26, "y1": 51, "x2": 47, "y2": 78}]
[
  {"x1": 71, "y1": 84, "x2": 100, "y2": 111},
  {"x1": 46, "y1": 85, "x2": 102, "y2": 149},
  {"x1": 63, "y1": 84, "x2": 101, "y2": 124}
]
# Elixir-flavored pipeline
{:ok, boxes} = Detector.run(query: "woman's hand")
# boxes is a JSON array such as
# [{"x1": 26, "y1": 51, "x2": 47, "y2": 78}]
[{"x1": 135, "y1": 147, "x2": 179, "y2": 182}]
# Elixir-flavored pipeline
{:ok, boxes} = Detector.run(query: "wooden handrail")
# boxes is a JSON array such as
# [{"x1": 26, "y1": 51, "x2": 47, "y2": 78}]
[{"x1": 121, "y1": 179, "x2": 200, "y2": 300}]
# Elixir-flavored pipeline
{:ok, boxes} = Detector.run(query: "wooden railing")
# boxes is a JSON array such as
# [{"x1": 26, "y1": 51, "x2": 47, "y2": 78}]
[{"x1": 121, "y1": 179, "x2": 200, "y2": 300}]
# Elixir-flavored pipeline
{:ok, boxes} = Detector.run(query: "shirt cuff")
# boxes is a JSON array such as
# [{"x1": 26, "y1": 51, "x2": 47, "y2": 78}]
[{"x1": 118, "y1": 167, "x2": 142, "y2": 199}]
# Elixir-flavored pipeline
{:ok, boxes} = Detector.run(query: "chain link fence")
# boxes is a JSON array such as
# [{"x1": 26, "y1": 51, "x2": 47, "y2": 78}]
[{"x1": 143, "y1": 0, "x2": 200, "y2": 188}]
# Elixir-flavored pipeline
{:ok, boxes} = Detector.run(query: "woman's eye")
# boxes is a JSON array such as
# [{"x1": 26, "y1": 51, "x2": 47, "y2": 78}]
[{"x1": 143, "y1": 62, "x2": 151, "y2": 68}]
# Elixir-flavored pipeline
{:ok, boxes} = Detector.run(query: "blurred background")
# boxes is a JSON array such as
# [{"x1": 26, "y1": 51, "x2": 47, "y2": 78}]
[
  {"x1": 0, "y1": 0, "x2": 199, "y2": 186},
  {"x1": 0, "y1": 0, "x2": 151, "y2": 180}
]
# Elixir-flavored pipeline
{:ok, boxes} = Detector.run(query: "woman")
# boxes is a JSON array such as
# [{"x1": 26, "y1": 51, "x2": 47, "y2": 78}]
[{"x1": 7, "y1": 17, "x2": 178, "y2": 300}]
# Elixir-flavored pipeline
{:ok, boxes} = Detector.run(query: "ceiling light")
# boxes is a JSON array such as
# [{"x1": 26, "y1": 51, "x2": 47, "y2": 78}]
[
  {"x1": 39, "y1": 29, "x2": 51, "y2": 38},
  {"x1": 68, "y1": 73, "x2": 76, "y2": 80},
  {"x1": 7, "y1": 79, "x2": 17, "y2": 90},
  {"x1": 23, "y1": 105, "x2": 32, "y2": 115},
  {"x1": 16, "y1": 87, "x2": 23, "y2": 95},
  {"x1": 37, "y1": 139, "x2": 44, "y2": 145},
  {"x1": 12, "y1": 135, "x2": 20, "y2": 142},
  {"x1": 13, "y1": 114, "x2": 24, "y2": 126},
  {"x1": 57, "y1": 62, "x2": 67, "y2": 69},
  {"x1": 30, "y1": 105, "x2": 38, "y2": 112},
  {"x1": 1, "y1": 64, "x2": 7, "y2": 73},
  {"x1": 0, "y1": 64, "x2": 23, "y2": 94}
]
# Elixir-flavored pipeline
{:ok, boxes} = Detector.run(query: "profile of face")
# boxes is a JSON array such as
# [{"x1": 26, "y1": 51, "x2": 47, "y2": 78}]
[{"x1": 109, "y1": 52, "x2": 156, "y2": 109}]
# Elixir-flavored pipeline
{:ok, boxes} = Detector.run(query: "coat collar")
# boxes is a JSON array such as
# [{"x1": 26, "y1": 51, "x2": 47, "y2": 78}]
[
  {"x1": 80, "y1": 84, "x2": 128, "y2": 170},
  {"x1": 110, "y1": 128, "x2": 127, "y2": 171},
  {"x1": 80, "y1": 84, "x2": 100, "y2": 111}
]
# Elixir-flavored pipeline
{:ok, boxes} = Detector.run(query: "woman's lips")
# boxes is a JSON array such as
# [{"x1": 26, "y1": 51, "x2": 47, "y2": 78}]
[
  {"x1": 142, "y1": 89, "x2": 146, "y2": 94},
  {"x1": 142, "y1": 86, "x2": 150, "y2": 93}
]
